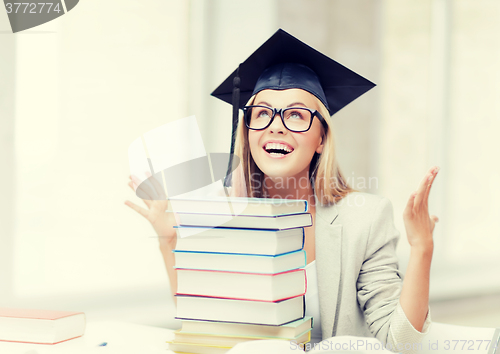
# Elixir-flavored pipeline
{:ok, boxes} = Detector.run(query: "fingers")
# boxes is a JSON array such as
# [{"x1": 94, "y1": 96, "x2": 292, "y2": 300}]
[
  {"x1": 131, "y1": 173, "x2": 167, "y2": 200},
  {"x1": 145, "y1": 171, "x2": 168, "y2": 199},
  {"x1": 124, "y1": 200, "x2": 149, "y2": 218},
  {"x1": 423, "y1": 167, "x2": 440, "y2": 206},
  {"x1": 128, "y1": 179, "x2": 152, "y2": 208},
  {"x1": 430, "y1": 215, "x2": 439, "y2": 233},
  {"x1": 404, "y1": 191, "x2": 417, "y2": 217},
  {"x1": 130, "y1": 175, "x2": 142, "y2": 192},
  {"x1": 413, "y1": 166, "x2": 434, "y2": 208},
  {"x1": 128, "y1": 180, "x2": 136, "y2": 192},
  {"x1": 414, "y1": 166, "x2": 439, "y2": 210},
  {"x1": 130, "y1": 174, "x2": 155, "y2": 200}
]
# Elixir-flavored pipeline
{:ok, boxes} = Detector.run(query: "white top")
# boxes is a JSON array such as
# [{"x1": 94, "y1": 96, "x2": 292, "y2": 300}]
[{"x1": 304, "y1": 260, "x2": 322, "y2": 345}]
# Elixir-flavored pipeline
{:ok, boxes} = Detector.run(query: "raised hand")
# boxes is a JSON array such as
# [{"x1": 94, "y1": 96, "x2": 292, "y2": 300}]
[
  {"x1": 403, "y1": 166, "x2": 440, "y2": 249},
  {"x1": 124, "y1": 173, "x2": 177, "y2": 250}
]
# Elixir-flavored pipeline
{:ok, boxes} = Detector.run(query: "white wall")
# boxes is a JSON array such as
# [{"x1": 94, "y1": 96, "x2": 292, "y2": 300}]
[{"x1": 379, "y1": 0, "x2": 500, "y2": 299}]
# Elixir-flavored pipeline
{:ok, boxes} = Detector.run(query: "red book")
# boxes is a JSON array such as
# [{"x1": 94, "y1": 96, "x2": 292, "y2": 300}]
[{"x1": 0, "y1": 308, "x2": 86, "y2": 344}]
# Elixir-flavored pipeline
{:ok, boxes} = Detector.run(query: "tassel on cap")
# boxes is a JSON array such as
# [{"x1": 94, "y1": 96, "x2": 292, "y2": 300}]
[{"x1": 224, "y1": 64, "x2": 241, "y2": 187}]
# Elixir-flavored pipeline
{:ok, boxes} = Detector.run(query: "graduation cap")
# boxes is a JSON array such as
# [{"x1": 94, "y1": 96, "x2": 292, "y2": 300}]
[{"x1": 211, "y1": 28, "x2": 376, "y2": 187}]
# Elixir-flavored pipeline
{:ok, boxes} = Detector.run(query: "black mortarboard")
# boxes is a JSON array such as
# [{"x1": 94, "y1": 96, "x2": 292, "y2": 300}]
[{"x1": 211, "y1": 28, "x2": 376, "y2": 187}]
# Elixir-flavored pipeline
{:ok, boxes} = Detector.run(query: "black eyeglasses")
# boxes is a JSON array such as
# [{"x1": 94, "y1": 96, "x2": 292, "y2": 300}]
[{"x1": 243, "y1": 105, "x2": 328, "y2": 133}]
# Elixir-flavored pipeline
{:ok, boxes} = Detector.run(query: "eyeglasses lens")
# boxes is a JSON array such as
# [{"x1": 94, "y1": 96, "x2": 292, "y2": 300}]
[{"x1": 246, "y1": 107, "x2": 312, "y2": 132}]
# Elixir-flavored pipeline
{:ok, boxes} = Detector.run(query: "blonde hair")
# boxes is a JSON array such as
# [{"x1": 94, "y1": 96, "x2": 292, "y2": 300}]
[{"x1": 230, "y1": 91, "x2": 357, "y2": 206}]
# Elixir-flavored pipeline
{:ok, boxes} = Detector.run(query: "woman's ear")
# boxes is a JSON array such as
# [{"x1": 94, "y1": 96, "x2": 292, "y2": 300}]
[{"x1": 316, "y1": 135, "x2": 324, "y2": 154}]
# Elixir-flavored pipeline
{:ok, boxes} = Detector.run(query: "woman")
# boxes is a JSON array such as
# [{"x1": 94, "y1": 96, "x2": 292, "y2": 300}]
[{"x1": 125, "y1": 29, "x2": 439, "y2": 353}]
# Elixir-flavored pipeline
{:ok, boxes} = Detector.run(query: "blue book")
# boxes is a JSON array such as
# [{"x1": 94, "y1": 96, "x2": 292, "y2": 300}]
[
  {"x1": 174, "y1": 249, "x2": 306, "y2": 273},
  {"x1": 168, "y1": 196, "x2": 308, "y2": 216},
  {"x1": 175, "y1": 212, "x2": 312, "y2": 230}
]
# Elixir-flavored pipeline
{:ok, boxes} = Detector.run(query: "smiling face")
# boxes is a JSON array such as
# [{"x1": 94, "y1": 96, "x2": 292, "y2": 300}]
[{"x1": 248, "y1": 88, "x2": 325, "y2": 179}]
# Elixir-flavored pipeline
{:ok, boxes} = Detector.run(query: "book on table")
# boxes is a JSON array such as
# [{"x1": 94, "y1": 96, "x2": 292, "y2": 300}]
[
  {"x1": 0, "y1": 308, "x2": 85, "y2": 344},
  {"x1": 179, "y1": 316, "x2": 313, "y2": 339},
  {"x1": 174, "y1": 226, "x2": 304, "y2": 255},
  {"x1": 172, "y1": 320, "x2": 311, "y2": 345},
  {"x1": 173, "y1": 249, "x2": 306, "y2": 273},
  {"x1": 171, "y1": 329, "x2": 311, "y2": 347},
  {"x1": 175, "y1": 295, "x2": 305, "y2": 326},
  {"x1": 167, "y1": 329, "x2": 311, "y2": 354},
  {"x1": 167, "y1": 318, "x2": 312, "y2": 354}
]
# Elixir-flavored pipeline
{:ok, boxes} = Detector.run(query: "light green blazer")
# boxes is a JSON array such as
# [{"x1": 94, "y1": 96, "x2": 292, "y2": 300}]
[{"x1": 314, "y1": 191, "x2": 431, "y2": 351}]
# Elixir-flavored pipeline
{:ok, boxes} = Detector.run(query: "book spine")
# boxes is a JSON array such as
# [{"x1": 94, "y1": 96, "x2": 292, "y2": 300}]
[
  {"x1": 174, "y1": 293, "x2": 305, "y2": 303},
  {"x1": 173, "y1": 250, "x2": 293, "y2": 257},
  {"x1": 176, "y1": 268, "x2": 305, "y2": 276},
  {"x1": 174, "y1": 316, "x2": 304, "y2": 327}
]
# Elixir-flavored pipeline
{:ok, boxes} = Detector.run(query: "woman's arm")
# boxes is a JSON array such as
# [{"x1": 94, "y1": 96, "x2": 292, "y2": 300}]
[
  {"x1": 125, "y1": 174, "x2": 179, "y2": 303},
  {"x1": 157, "y1": 212, "x2": 178, "y2": 302},
  {"x1": 356, "y1": 168, "x2": 439, "y2": 353},
  {"x1": 399, "y1": 245, "x2": 433, "y2": 332},
  {"x1": 400, "y1": 166, "x2": 439, "y2": 332}
]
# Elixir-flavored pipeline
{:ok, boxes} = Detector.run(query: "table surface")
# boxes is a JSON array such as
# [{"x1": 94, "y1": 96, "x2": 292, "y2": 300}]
[
  {"x1": 1, "y1": 320, "x2": 498, "y2": 354},
  {"x1": 0, "y1": 320, "x2": 176, "y2": 354}
]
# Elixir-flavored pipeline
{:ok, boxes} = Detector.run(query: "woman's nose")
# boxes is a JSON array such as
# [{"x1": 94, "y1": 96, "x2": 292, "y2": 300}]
[{"x1": 268, "y1": 112, "x2": 287, "y2": 134}]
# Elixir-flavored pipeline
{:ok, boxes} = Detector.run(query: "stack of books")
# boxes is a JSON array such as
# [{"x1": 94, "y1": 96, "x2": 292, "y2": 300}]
[{"x1": 167, "y1": 197, "x2": 313, "y2": 354}]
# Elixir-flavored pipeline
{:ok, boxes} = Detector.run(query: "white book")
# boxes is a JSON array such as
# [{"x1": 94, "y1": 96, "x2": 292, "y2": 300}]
[
  {"x1": 174, "y1": 226, "x2": 304, "y2": 255},
  {"x1": 175, "y1": 296, "x2": 305, "y2": 326},
  {"x1": 176, "y1": 268, "x2": 306, "y2": 302},
  {"x1": 174, "y1": 250, "x2": 306, "y2": 273},
  {"x1": 170, "y1": 328, "x2": 311, "y2": 347},
  {"x1": 0, "y1": 308, "x2": 85, "y2": 345},
  {"x1": 169, "y1": 196, "x2": 308, "y2": 216},
  {"x1": 175, "y1": 212, "x2": 312, "y2": 230},
  {"x1": 180, "y1": 316, "x2": 313, "y2": 339}
]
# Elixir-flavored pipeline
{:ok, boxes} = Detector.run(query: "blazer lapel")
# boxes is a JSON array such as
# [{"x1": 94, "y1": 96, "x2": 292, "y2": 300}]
[{"x1": 314, "y1": 201, "x2": 342, "y2": 339}]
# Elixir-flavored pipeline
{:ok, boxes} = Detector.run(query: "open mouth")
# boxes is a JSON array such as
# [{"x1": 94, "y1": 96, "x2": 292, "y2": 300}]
[{"x1": 263, "y1": 142, "x2": 294, "y2": 157}]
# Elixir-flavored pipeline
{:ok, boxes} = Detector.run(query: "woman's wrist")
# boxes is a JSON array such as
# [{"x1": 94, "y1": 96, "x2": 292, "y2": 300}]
[
  {"x1": 410, "y1": 239, "x2": 434, "y2": 255},
  {"x1": 158, "y1": 236, "x2": 176, "y2": 251},
  {"x1": 155, "y1": 212, "x2": 177, "y2": 250},
  {"x1": 158, "y1": 226, "x2": 177, "y2": 250}
]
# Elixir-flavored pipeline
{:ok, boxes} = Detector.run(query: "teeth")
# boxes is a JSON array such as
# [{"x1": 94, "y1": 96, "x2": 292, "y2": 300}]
[{"x1": 264, "y1": 142, "x2": 293, "y2": 152}]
